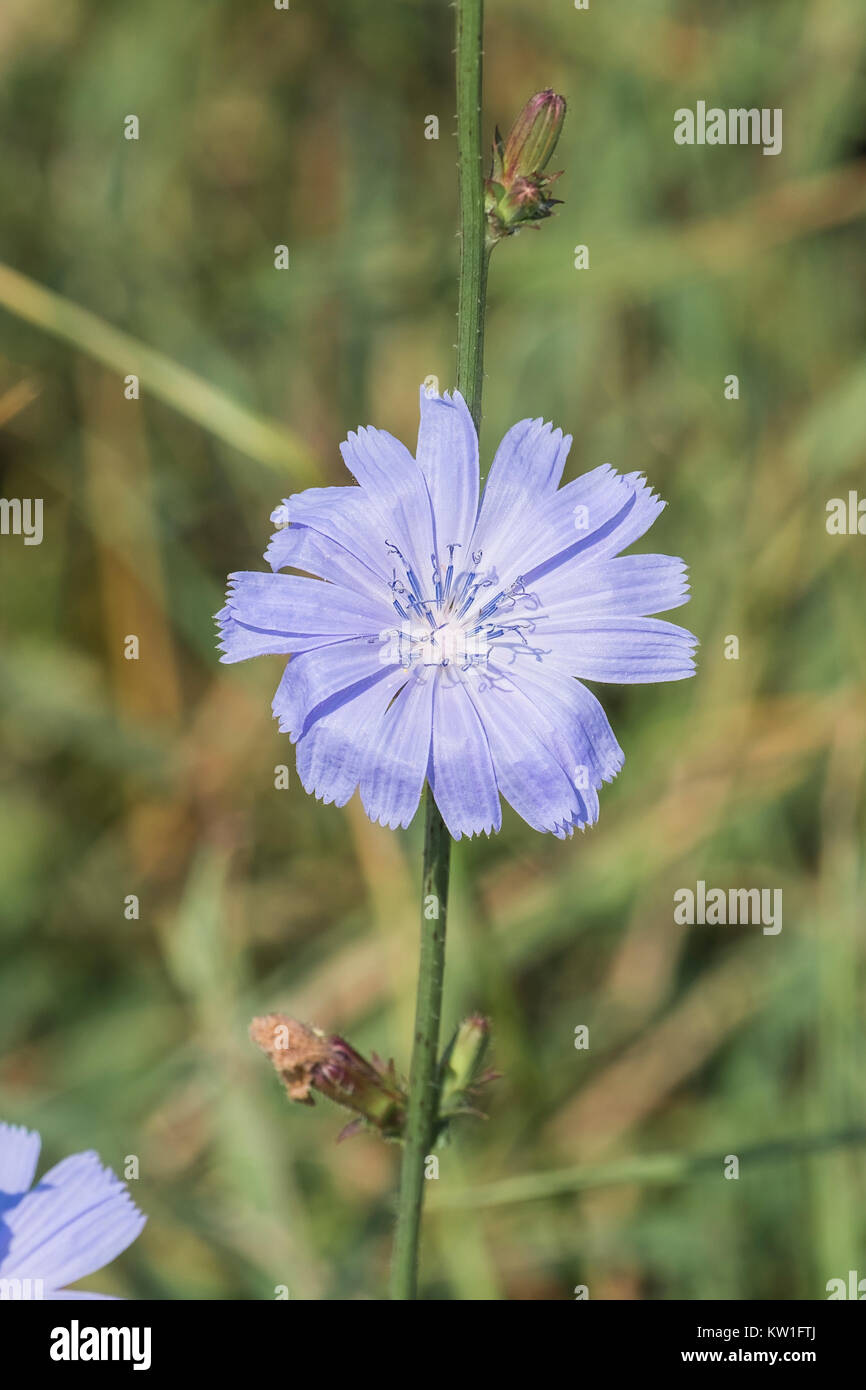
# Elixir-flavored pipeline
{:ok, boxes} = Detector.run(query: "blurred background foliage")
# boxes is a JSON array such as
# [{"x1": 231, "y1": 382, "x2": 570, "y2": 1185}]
[{"x1": 1, "y1": 0, "x2": 865, "y2": 1300}]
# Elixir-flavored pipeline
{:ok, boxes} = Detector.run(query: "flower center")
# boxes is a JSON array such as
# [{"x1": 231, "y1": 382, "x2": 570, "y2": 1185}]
[
  {"x1": 413, "y1": 613, "x2": 487, "y2": 667},
  {"x1": 379, "y1": 539, "x2": 544, "y2": 675}
]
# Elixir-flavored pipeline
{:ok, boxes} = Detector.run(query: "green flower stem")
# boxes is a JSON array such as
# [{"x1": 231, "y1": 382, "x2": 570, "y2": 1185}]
[
  {"x1": 455, "y1": 0, "x2": 489, "y2": 431},
  {"x1": 390, "y1": 791, "x2": 452, "y2": 1299},
  {"x1": 390, "y1": 0, "x2": 488, "y2": 1301}
]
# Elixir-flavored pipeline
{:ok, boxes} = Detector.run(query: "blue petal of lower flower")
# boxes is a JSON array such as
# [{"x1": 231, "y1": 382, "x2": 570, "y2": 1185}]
[
  {"x1": 0, "y1": 1152, "x2": 145, "y2": 1287},
  {"x1": 0, "y1": 1122, "x2": 41, "y2": 1196}
]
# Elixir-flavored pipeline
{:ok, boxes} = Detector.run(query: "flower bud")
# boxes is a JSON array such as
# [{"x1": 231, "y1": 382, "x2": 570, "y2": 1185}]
[
  {"x1": 485, "y1": 90, "x2": 566, "y2": 242},
  {"x1": 438, "y1": 1013, "x2": 494, "y2": 1119},
  {"x1": 500, "y1": 89, "x2": 566, "y2": 183}
]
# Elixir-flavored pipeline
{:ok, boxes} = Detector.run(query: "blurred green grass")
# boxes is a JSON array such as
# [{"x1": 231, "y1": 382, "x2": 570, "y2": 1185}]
[{"x1": 1, "y1": 0, "x2": 865, "y2": 1299}]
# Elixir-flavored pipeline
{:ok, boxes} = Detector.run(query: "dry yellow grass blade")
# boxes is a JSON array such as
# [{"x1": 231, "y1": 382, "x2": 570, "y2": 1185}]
[{"x1": 0, "y1": 261, "x2": 318, "y2": 480}]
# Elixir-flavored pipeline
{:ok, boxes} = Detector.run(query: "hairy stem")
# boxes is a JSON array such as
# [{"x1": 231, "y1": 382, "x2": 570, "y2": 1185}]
[
  {"x1": 390, "y1": 791, "x2": 452, "y2": 1299},
  {"x1": 455, "y1": 0, "x2": 489, "y2": 432},
  {"x1": 389, "y1": 0, "x2": 487, "y2": 1301}
]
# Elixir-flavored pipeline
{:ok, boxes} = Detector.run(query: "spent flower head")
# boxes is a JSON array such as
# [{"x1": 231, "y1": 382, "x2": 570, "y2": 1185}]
[{"x1": 250, "y1": 1014, "x2": 407, "y2": 1140}]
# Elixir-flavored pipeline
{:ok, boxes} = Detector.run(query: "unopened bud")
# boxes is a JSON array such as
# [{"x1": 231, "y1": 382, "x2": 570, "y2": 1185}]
[
  {"x1": 485, "y1": 89, "x2": 567, "y2": 243},
  {"x1": 500, "y1": 89, "x2": 566, "y2": 182},
  {"x1": 438, "y1": 1013, "x2": 495, "y2": 1121}
]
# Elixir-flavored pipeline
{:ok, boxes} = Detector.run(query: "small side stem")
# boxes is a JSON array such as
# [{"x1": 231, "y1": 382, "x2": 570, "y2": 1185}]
[{"x1": 389, "y1": 0, "x2": 488, "y2": 1301}]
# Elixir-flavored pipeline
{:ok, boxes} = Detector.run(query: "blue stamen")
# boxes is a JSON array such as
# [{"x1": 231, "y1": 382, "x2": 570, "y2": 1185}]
[
  {"x1": 455, "y1": 577, "x2": 493, "y2": 621},
  {"x1": 477, "y1": 589, "x2": 505, "y2": 620},
  {"x1": 431, "y1": 553, "x2": 442, "y2": 603}
]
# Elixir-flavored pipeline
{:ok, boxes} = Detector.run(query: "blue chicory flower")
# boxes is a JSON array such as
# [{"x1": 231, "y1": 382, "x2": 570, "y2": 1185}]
[
  {"x1": 0, "y1": 1121, "x2": 145, "y2": 1299},
  {"x1": 217, "y1": 386, "x2": 696, "y2": 838}
]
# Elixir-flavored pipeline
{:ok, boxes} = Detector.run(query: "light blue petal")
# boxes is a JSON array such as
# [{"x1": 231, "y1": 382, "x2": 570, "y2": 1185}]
[
  {"x1": 487, "y1": 465, "x2": 665, "y2": 592},
  {"x1": 467, "y1": 675, "x2": 587, "y2": 836},
  {"x1": 215, "y1": 607, "x2": 299, "y2": 663},
  {"x1": 0, "y1": 1122, "x2": 41, "y2": 1195},
  {"x1": 429, "y1": 679, "x2": 501, "y2": 839},
  {"x1": 0, "y1": 1152, "x2": 145, "y2": 1287},
  {"x1": 471, "y1": 417, "x2": 571, "y2": 559},
  {"x1": 272, "y1": 637, "x2": 395, "y2": 738},
  {"x1": 265, "y1": 520, "x2": 386, "y2": 603},
  {"x1": 339, "y1": 427, "x2": 437, "y2": 588},
  {"x1": 359, "y1": 674, "x2": 434, "y2": 829},
  {"x1": 524, "y1": 472, "x2": 666, "y2": 584},
  {"x1": 500, "y1": 662, "x2": 624, "y2": 794},
  {"x1": 223, "y1": 572, "x2": 392, "y2": 645},
  {"x1": 531, "y1": 554, "x2": 690, "y2": 618},
  {"x1": 269, "y1": 488, "x2": 393, "y2": 588},
  {"x1": 541, "y1": 616, "x2": 698, "y2": 682},
  {"x1": 295, "y1": 666, "x2": 410, "y2": 808},
  {"x1": 415, "y1": 386, "x2": 479, "y2": 560},
  {"x1": 487, "y1": 668, "x2": 599, "y2": 827}
]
